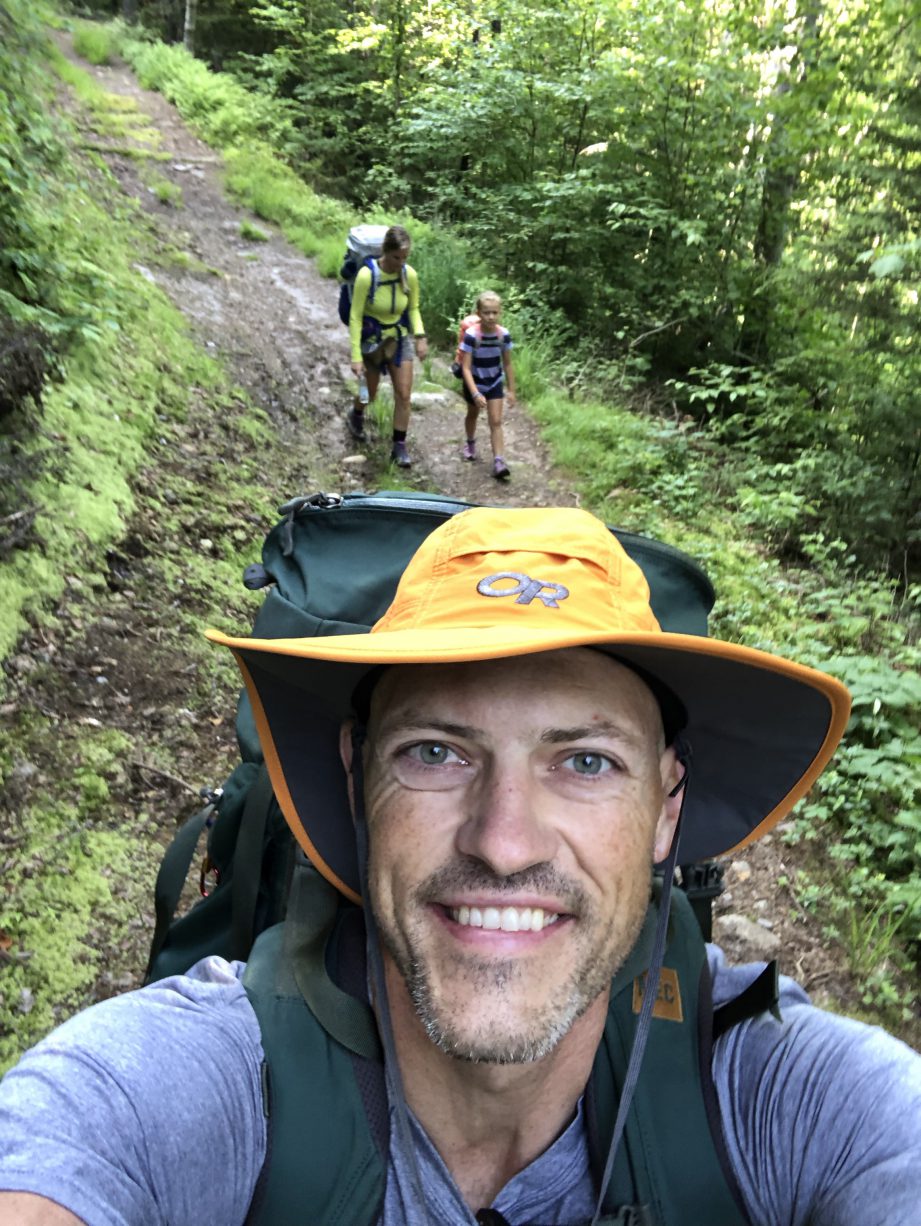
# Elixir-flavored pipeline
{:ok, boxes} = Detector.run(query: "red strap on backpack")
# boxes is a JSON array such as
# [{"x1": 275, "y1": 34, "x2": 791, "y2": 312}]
[{"x1": 454, "y1": 314, "x2": 481, "y2": 365}]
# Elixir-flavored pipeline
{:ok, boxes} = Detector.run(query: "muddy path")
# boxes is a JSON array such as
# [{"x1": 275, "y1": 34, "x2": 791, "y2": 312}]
[
  {"x1": 66, "y1": 42, "x2": 577, "y2": 510},
  {"x1": 4, "y1": 32, "x2": 911, "y2": 1049}
]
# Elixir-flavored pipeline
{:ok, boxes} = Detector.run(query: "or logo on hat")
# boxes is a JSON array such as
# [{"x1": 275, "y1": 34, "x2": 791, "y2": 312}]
[{"x1": 476, "y1": 571, "x2": 570, "y2": 608}]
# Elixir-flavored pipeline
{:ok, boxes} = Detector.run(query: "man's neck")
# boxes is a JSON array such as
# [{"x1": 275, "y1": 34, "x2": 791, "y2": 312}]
[{"x1": 381, "y1": 965, "x2": 608, "y2": 1210}]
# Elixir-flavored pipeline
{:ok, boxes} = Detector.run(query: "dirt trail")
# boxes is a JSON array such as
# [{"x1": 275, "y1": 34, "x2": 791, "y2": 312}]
[
  {"x1": 72, "y1": 47, "x2": 577, "y2": 509},
  {"x1": 8, "y1": 34, "x2": 907, "y2": 1040}
]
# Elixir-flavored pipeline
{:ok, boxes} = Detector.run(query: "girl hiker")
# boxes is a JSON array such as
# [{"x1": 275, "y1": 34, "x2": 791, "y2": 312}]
[
  {"x1": 347, "y1": 225, "x2": 428, "y2": 468},
  {"x1": 459, "y1": 291, "x2": 516, "y2": 479}
]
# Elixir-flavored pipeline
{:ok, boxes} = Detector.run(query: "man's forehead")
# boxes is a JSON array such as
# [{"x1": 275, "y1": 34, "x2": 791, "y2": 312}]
[{"x1": 368, "y1": 650, "x2": 664, "y2": 731}]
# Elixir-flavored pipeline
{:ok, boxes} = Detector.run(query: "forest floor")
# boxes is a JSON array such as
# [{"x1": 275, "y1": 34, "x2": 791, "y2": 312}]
[{"x1": 4, "y1": 33, "x2": 916, "y2": 1051}]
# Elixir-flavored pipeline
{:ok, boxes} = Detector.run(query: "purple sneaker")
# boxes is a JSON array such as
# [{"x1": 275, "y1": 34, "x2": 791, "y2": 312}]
[
  {"x1": 492, "y1": 456, "x2": 510, "y2": 479},
  {"x1": 463, "y1": 439, "x2": 476, "y2": 461},
  {"x1": 391, "y1": 440, "x2": 412, "y2": 468}
]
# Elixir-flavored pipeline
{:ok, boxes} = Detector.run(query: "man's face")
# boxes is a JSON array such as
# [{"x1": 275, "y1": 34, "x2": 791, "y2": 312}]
[{"x1": 351, "y1": 649, "x2": 679, "y2": 1065}]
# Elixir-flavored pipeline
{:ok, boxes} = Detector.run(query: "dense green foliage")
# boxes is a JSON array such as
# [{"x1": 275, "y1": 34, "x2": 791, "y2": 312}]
[{"x1": 117, "y1": 0, "x2": 919, "y2": 576}]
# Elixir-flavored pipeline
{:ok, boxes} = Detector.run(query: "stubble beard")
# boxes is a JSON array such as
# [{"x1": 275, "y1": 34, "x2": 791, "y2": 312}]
[{"x1": 375, "y1": 862, "x2": 651, "y2": 1065}]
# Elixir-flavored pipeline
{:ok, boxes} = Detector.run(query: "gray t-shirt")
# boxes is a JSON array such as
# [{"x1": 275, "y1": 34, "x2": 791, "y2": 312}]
[{"x1": 1, "y1": 947, "x2": 919, "y2": 1225}]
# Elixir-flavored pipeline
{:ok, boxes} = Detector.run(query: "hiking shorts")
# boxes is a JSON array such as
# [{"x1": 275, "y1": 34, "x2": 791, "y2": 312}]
[
  {"x1": 463, "y1": 377, "x2": 503, "y2": 406},
  {"x1": 361, "y1": 329, "x2": 414, "y2": 371}
]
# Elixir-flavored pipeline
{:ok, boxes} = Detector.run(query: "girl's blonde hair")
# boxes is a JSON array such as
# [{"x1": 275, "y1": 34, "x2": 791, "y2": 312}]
[{"x1": 476, "y1": 291, "x2": 502, "y2": 313}]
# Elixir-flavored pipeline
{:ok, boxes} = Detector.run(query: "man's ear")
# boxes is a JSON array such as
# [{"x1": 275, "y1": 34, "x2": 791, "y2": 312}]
[
  {"x1": 339, "y1": 719, "x2": 356, "y2": 817},
  {"x1": 653, "y1": 746, "x2": 683, "y2": 862}
]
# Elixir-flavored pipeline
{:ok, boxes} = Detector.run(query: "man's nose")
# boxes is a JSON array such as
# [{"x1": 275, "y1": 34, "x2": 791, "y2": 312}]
[{"x1": 454, "y1": 759, "x2": 559, "y2": 878}]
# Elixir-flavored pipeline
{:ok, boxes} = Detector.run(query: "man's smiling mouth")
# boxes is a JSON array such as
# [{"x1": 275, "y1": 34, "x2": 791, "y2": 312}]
[{"x1": 448, "y1": 905, "x2": 562, "y2": 932}]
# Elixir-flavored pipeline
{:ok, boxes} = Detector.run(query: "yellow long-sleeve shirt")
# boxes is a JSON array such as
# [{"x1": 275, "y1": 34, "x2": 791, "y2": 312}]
[{"x1": 348, "y1": 261, "x2": 424, "y2": 363}]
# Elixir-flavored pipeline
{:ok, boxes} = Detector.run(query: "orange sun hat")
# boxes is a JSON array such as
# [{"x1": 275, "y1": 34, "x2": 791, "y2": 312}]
[{"x1": 207, "y1": 506, "x2": 851, "y2": 903}]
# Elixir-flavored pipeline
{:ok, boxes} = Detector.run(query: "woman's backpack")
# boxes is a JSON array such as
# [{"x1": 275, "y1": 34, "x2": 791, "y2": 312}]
[{"x1": 336, "y1": 224, "x2": 408, "y2": 325}]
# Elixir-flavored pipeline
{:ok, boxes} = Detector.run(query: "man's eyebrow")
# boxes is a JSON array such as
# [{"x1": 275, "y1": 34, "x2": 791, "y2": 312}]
[
  {"x1": 376, "y1": 717, "x2": 480, "y2": 740},
  {"x1": 540, "y1": 722, "x2": 644, "y2": 748}
]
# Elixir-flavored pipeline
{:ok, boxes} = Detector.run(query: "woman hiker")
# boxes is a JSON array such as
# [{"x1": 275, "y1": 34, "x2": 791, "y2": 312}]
[{"x1": 346, "y1": 225, "x2": 428, "y2": 468}]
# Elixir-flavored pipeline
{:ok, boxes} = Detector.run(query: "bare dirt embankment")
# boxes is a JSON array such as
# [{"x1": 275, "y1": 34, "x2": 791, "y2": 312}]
[{"x1": 5, "y1": 34, "x2": 914, "y2": 1049}]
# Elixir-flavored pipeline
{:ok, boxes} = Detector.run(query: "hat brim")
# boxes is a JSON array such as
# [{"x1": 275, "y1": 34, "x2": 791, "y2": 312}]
[{"x1": 207, "y1": 626, "x2": 850, "y2": 904}]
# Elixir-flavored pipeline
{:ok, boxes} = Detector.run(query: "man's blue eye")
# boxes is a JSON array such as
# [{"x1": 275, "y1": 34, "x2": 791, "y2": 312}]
[
  {"x1": 567, "y1": 752, "x2": 610, "y2": 776},
  {"x1": 415, "y1": 743, "x2": 452, "y2": 765}
]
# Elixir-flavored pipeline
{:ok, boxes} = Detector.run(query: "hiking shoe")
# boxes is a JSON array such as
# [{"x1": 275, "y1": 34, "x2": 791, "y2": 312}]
[
  {"x1": 391, "y1": 440, "x2": 412, "y2": 468},
  {"x1": 492, "y1": 457, "x2": 510, "y2": 479},
  {"x1": 346, "y1": 408, "x2": 366, "y2": 441},
  {"x1": 463, "y1": 439, "x2": 477, "y2": 461}
]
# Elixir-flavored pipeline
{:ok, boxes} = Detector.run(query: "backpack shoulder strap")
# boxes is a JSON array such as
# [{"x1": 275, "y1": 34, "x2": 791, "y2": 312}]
[
  {"x1": 712, "y1": 961, "x2": 779, "y2": 1041},
  {"x1": 587, "y1": 890, "x2": 753, "y2": 1225},
  {"x1": 243, "y1": 864, "x2": 386, "y2": 1226},
  {"x1": 362, "y1": 257, "x2": 379, "y2": 306},
  {"x1": 145, "y1": 798, "x2": 213, "y2": 980},
  {"x1": 230, "y1": 767, "x2": 277, "y2": 961}
]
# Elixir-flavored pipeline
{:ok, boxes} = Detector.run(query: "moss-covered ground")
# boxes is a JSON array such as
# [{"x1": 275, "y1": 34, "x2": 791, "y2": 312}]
[{"x1": 0, "y1": 28, "x2": 336, "y2": 1068}]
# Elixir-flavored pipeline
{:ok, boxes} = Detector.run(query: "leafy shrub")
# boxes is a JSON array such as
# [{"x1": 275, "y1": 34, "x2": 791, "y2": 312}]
[
  {"x1": 121, "y1": 37, "x2": 297, "y2": 152},
  {"x1": 221, "y1": 144, "x2": 351, "y2": 254},
  {"x1": 408, "y1": 226, "x2": 489, "y2": 348},
  {"x1": 71, "y1": 19, "x2": 118, "y2": 66}
]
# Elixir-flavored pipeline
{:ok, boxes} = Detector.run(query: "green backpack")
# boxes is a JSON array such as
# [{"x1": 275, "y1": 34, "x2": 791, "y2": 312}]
[{"x1": 145, "y1": 489, "x2": 718, "y2": 983}]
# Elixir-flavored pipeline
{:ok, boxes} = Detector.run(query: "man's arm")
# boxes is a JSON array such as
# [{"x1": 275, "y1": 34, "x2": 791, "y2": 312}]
[
  {"x1": 0, "y1": 1192, "x2": 82, "y2": 1224},
  {"x1": 714, "y1": 995, "x2": 921, "y2": 1225},
  {"x1": 0, "y1": 959, "x2": 266, "y2": 1225}
]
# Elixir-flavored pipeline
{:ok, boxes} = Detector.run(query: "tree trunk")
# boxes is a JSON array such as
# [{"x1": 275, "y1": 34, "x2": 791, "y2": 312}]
[
  {"x1": 121, "y1": 0, "x2": 139, "y2": 22},
  {"x1": 183, "y1": 0, "x2": 197, "y2": 54},
  {"x1": 390, "y1": 0, "x2": 406, "y2": 113},
  {"x1": 742, "y1": 1, "x2": 822, "y2": 363}
]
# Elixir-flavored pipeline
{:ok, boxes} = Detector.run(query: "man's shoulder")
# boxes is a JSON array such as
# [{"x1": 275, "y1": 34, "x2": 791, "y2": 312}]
[
  {"x1": 707, "y1": 941, "x2": 920, "y2": 1068},
  {"x1": 13, "y1": 956, "x2": 260, "y2": 1073},
  {"x1": 707, "y1": 944, "x2": 921, "y2": 1223},
  {"x1": 709, "y1": 941, "x2": 921, "y2": 1145},
  {"x1": 0, "y1": 959, "x2": 266, "y2": 1222}
]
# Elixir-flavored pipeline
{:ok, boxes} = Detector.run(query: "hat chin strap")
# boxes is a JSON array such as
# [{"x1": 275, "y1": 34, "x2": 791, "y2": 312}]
[
  {"x1": 590, "y1": 741, "x2": 690, "y2": 1225},
  {"x1": 351, "y1": 725, "x2": 691, "y2": 1226},
  {"x1": 350, "y1": 723, "x2": 436, "y2": 1224}
]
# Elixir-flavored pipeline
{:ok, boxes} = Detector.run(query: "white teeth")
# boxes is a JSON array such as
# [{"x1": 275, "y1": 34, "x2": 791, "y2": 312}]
[{"x1": 450, "y1": 904, "x2": 561, "y2": 931}]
